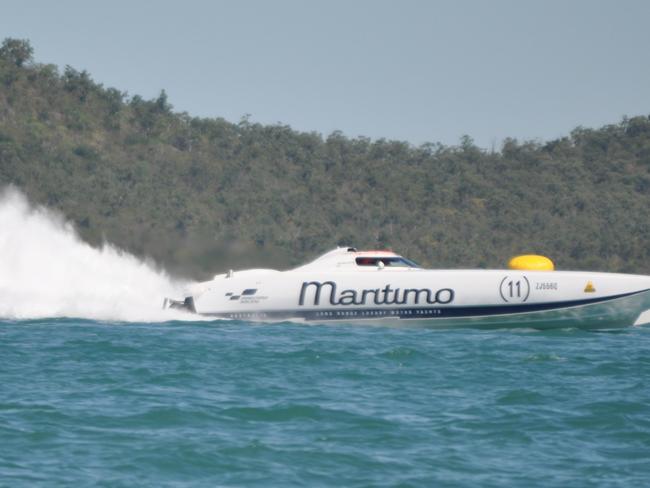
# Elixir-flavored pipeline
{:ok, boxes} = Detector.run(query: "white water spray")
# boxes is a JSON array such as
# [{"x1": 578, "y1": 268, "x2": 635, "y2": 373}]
[{"x1": 0, "y1": 187, "x2": 199, "y2": 322}]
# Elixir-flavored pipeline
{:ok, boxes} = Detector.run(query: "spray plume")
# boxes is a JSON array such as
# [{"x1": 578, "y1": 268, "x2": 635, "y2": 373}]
[{"x1": 0, "y1": 187, "x2": 199, "y2": 322}]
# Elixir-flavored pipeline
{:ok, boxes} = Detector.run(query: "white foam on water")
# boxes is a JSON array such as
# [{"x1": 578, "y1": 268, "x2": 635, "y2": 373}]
[
  {"x1": 0, "y1": 187, "x2": 200, "y2": 322},
  {"x1": 633, "y1": 309, "x2": 650, "y2": 326}
]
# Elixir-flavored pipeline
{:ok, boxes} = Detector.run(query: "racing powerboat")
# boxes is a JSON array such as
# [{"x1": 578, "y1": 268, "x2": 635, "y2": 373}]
[{"x1": 164, "y1": 247, "x2": 650, "y2": 329}]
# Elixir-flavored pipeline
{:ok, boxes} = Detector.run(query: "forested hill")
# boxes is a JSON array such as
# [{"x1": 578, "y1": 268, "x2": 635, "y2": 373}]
[{"x1": 1, "y1": 38, "x2": 650, "y2": 278}]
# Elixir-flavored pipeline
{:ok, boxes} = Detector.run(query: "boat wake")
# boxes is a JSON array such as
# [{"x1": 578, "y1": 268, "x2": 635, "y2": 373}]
[{"x1": 0, "y1": 187, "x2": 198, "y2": 322}]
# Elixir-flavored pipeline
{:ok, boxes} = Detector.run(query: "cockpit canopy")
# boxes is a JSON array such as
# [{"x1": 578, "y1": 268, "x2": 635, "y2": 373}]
[
  {"x1": 355, "y1": 256, "x2": 420, "y2": 268},
  {"x1": 294, "y1": 247, "x2": 421, "y2": 271}
]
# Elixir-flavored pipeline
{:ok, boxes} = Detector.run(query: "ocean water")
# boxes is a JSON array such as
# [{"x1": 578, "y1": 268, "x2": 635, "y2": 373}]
[
  {"x1": 2, "y1": 319, "x2": 650, "y2": 487},
  {"x1": 2, "y1": 189, "x2": 650, "y2": 486}
]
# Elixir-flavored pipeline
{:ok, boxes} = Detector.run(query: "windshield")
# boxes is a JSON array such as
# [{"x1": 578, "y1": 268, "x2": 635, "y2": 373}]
[{"x1": 355, "y1": 257, "x2": 420, "y2": 268}]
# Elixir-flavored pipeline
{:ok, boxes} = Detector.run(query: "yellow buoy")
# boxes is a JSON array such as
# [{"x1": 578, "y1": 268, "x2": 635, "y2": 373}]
[{"x1": 508, "y1": 255, "x2": 555, "y2": 271}]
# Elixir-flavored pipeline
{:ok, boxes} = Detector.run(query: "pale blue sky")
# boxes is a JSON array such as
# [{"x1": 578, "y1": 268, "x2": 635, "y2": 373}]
[{"x1": 2, "y1": 0, "x2": 649, "y2": 148}]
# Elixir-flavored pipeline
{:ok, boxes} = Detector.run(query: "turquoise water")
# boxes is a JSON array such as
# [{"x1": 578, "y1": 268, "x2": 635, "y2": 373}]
[{"x1": 1, "y1": 320, "x2": 650, "y2": 487}]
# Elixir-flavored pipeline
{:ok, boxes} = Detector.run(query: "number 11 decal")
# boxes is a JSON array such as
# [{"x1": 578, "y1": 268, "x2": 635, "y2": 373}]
[{"x1": 499, "y1": 276, "x2": 530, "y2": 303}]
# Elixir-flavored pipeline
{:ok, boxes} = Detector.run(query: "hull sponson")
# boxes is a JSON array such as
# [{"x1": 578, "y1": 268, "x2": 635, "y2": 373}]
[{"x1": 207, "y1": 289, "x2": 650, "y2": 330}]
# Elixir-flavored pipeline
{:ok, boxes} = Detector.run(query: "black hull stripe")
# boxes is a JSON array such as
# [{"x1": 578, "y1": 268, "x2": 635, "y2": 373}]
[{"x1": 204, "y1": 289, "x2": 650, "y2": 321}]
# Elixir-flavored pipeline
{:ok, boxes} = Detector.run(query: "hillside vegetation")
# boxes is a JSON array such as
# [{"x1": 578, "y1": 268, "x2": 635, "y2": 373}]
[{"x1": 1, "y1": 38, "x2": 650, "y2": 278}]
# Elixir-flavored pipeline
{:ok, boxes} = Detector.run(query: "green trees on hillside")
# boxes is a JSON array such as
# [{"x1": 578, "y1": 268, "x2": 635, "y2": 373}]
[
  {"x1": 0, "y1": 38, "x2": 33, "y2": 67},
  {"x1": 1, "y1": 38, "x2": 650, "y2": 278}
]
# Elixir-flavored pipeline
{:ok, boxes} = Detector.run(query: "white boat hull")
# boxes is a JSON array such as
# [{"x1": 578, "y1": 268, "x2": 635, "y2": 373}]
[{"x1": 167, "y1": 248, "x2": 650, "y2": 330}]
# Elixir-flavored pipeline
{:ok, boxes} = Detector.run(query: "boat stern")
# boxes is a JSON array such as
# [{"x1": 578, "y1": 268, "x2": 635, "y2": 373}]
[{"x1": 162, "y1": 296, "x2": 196, "y2": 313}]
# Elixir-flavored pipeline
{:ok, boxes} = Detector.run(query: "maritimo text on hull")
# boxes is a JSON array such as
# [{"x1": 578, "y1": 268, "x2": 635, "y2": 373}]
[{"x1": 164, "y1": 248, "x2": 650, "y2": 329}]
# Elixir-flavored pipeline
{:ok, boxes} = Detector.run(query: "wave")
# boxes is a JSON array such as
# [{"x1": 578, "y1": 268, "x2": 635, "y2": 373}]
[{"x1": 0, "y1": 187, "x2": 199, "y2": 322}]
